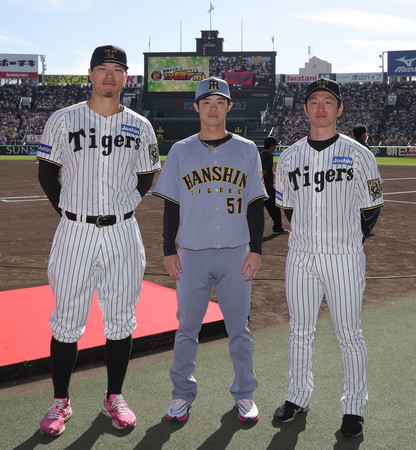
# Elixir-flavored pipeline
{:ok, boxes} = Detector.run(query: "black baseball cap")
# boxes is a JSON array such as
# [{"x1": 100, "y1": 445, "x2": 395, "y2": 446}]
[
  {"x1": 90, "y1": 45, "x2": 128, "y2": 70},
  {"x1": 264, "y1": 136, "x2": 278, "y2": 149},
  {"x1": 305, "y1": 77, "x2": 341, "y2": 103}
]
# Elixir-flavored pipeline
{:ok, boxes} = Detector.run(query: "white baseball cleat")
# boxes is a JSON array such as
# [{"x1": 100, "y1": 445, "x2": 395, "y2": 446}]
[
  {"x1": 236, "y1": 399, "x2": 259, "y2": 422},
  {"x1": 166, "y1": 399, "x2": 192, "y2": 422}
]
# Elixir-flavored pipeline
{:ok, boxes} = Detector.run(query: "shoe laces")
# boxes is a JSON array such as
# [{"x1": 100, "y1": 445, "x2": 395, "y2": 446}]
[
  {"x1": 45, "y1": 400, "x2": 67, "y2": 419},
  {"x1": 108, "y1": 395, "x2": 130, "y2": 415}
]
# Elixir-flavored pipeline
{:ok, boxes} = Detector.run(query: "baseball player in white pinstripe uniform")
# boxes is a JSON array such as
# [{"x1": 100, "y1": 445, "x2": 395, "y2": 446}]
[
  {"x1": 273, "y1": 78, "x2": 383, "y2": 437},
  {"x1": 153, "y1": 77, "x2": 267, "y2": 423},
  {"x1": 37, "y1": 45, "x2": 161, "y2": 436}
]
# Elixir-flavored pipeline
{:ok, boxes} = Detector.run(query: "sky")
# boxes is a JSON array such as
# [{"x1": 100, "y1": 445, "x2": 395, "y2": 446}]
[{"x1": 1, "y1": 0, "x2": 416, "y2": 77}]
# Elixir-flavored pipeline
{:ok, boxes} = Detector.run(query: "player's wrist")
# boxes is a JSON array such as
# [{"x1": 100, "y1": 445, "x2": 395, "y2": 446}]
[{"x1": 163, "y1": 248, "x2": 177, "y2": 257}]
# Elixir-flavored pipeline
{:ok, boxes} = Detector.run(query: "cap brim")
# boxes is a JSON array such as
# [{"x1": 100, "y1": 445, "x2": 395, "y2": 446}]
[
  {"x1": 91, "y1": 60, "x2": 128, "y2": 70},
  {"x1": 195, "y1": 92, "x2": 231, "y2": 102},
  {"x1": 305, "y1": 87, "x2": 341, "y2": 101}
]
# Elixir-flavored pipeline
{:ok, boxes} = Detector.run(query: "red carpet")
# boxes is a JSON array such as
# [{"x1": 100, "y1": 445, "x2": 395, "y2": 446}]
[{"x1": 0, "y1": 281, "x2": 224, "y2": 369}]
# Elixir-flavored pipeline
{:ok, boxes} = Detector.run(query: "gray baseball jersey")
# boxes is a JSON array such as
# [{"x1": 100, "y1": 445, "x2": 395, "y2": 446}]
[
  {"x1": 37, "y1": 101, "x2": 161, "y2": 342},
  {"x1": 153, "y1": 133, "x2": 267, "y2": 250}
]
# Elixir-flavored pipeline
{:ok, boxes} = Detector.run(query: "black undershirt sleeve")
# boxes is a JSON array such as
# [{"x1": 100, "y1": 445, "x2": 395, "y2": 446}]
[
  {"x1": 163, "y1": 200, "x2": 180, "y2": 256},
  {"x1": 38, "y1": 159, "x2": 62, "y2": 215},
  {"x1": 247, "y1": 198, "x2": 264, "y2": 255},
  {"x1": 136, "y1": 173, "x2": 155, "y2": 198},
  {"x1": 284, "y1": 209, "x2": 293, "y2": 223},
  {"x1": 361, "y1": 207, "x2": 382, "y2": 241}
]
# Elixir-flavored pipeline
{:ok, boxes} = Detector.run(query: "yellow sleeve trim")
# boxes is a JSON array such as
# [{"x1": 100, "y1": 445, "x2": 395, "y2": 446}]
[
  {"x1": 361, "y1": 204, "x2": 384, "y2": 211},
  {"x1": 136, "y1": 168, "x2": 162, "y2": 175},
  {"x1": 247, "y1": 194, "x2": 268, "y2": 206},
  {"x1": 152, "y1": 192, "x2": 180, "y2": 205},
  {"x1": 36, "y1": 157, "x2": 62, "y2": 168}
]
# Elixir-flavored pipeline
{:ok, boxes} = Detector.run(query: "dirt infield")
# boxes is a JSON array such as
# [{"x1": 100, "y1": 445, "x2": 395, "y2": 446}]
[{"x1": 0, "y1": 160, "x2": 415, "y2": 331}]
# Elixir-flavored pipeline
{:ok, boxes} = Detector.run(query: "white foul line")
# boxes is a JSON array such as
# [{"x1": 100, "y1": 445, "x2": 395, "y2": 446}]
[
  {"x1": 384, "y1": 200, "x2": 416, "y2": 204},
  {"x1": 1, "y1": 195, "x2": 48, "y2": 203},
  {"x1": 383, "y1": 191, "x2": 416, "y2": 195}
]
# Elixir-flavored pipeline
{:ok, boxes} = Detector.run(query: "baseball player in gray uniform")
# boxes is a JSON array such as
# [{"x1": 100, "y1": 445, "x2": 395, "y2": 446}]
[
  {"x1": 153, "y1": 77, "x2": 267, "y2": 422},
  {"x1": 273, "y1": 78, "x2": 383, "y2": 437},
  {"x1": 37, "y1": 45, "x2": 161, "y2": 436}
]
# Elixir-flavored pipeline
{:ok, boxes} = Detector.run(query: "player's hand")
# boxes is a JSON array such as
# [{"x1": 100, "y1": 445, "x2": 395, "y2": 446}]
[
  {"x1": 241, "y1": 252, "x2": 261, "y2": 281},
  {"x1": 164, "y1": 254, "x2": 182, "y2": 280}
]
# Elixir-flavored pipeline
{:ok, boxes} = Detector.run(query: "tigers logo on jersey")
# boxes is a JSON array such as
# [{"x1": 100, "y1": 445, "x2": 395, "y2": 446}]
[
  {"x1": 149, "y1": 144, "x2": 160, "y2": 164},
  {"x1": 367, "y1": 178, "x2": 382, "y2": 201}
]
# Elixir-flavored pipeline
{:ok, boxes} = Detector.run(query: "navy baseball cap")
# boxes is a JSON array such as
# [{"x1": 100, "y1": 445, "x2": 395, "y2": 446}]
[
  {"x1": 305, "y1": 77, "x2": 341, "y2": 103},
  {"x1": 195, "y1": 77, "x2": 231, "y2": 102},
  {"x1": 90, "y1": 45, "x2": 128, "y2": 70}
]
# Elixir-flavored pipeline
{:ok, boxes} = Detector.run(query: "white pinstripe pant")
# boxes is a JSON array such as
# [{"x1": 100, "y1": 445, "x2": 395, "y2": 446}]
[
  {"x1": 48, "y1": 215, "x2": 145, "y2": 343},
  {"x1": 285, "y1": 248, "x2": 368, "y2": 416}
]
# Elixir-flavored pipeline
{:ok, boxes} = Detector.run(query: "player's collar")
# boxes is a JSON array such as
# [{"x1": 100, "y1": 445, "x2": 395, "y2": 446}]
[
  {"x1": 86, "y1": 101, "x2": 123, "y2": 117},
  {"x1": 198, "y1": 132, "x2": 232, "y2": 150},
  {"x1": 307, "y1": 133, "x2": 339, "y2": 152}
]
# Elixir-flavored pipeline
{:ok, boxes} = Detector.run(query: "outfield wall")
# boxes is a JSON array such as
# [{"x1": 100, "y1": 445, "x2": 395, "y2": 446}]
[{"x1": 1, "y1": 144, "x2": 416, "y2": 158}]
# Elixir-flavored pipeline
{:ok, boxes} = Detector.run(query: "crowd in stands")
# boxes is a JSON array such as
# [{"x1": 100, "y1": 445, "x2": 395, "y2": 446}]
[
  {"x1": 264, "y1": 80, "x2": 416, "y2": 146},
  {"x1": 0, "y1": 84, "x2": 91, "y2": 144},
  {"x1": 1, "y1": 79, "x2": 416, "y2": 146},
  {"x1": 210, "y1": 55, "x2": 274, "y2": 88}
]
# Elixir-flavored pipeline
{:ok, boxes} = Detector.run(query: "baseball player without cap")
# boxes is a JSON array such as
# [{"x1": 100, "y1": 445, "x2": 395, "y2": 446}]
[
  {"x1": 305, "y1": 77, "x2": 341, "y2": 103},
  {"x1": 195, "y1": 77, "x2": 231, "y2": 101},
  {"x1": 90, "y1": 45, "x2": 129, "y2": 70}
]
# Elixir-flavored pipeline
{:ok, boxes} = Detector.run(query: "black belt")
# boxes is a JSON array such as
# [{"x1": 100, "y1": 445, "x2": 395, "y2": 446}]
[{"x1": 65, "y1": 211, "x2": 134, "y2": 227}]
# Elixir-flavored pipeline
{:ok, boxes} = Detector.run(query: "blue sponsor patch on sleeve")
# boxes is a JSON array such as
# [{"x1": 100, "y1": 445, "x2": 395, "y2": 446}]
[
  {"x1": 38, "y1": 143, "x2": 52, "y2": 155},
  {"x1": 121, "y1": 124, "x2": 141, "y2": 136},
  {"x1": 275, "y1": 189, "x2": 283, "y2": 203},
  {"x1": 332, "y1": 156, "x2": 353, "y2": 165}
]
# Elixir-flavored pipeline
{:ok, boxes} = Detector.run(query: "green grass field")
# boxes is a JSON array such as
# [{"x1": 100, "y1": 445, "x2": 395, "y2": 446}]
[
  {"x1": 375, "y1": 157, "x2": 416, "y2": 166},
  {"x1": 0, "y1": 297, "x2": 415, "y2": 449}
]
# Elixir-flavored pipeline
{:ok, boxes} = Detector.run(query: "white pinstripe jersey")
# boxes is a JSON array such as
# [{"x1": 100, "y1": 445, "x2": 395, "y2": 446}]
[
  {"x1": 275, "y1": 134, "x2": 383, "y2": 254},
  {"x1": 37, "y1": 101, "x2": 161, "y2": 216}
]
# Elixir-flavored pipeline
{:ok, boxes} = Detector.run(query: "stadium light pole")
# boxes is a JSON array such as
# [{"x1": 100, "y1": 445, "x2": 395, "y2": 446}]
[
  {"x1": 180, "y1": 20, "x2": 182, "y2": 52},
  {"x1": 40, "y1": 55, "x2": 46, "y2": 85},
  {"x1": 241, "y1": 19, "x2": 243, "y2": 51},
  {"x1": 379, "y1": 51, "x2": 386, "y2": 82}
]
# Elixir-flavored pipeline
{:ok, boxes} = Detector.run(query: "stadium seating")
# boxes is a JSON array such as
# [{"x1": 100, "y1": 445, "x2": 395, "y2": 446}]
[
  {"x1": 264, "y1": 80, "x2": 416, "y2": 146},
  {"x1": 1, "y1": 80, "x2": 415, "y2": 146}
]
